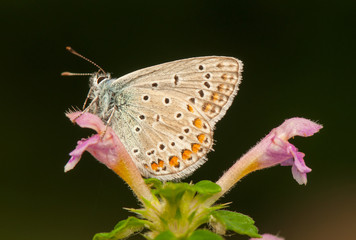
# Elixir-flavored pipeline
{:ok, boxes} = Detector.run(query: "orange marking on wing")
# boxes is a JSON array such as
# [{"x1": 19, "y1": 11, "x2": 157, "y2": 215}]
[
  {"x1": 169, "y1": 156, "x2": 179, "y2": 167},
  {"x1": 182, "y1": 149, "x2": 192, "y2": 160},
  {"x1": 211, "y1": 93, "x2": 219, "y2": 102},
  {"x1": 197, "y1": 134, "x2": 205, "y2": 143},
  {"x1": 218, "y1": 84, "x2": 226, "y2": 92},
  {"x1": 202, "y1": 103, "x2": 212, "y2": 112},
  {"x1": 187, "y1": 104, "x2": 194, "y2": 113},
  {"x1": 151, "y1": 162, "x2": 158, "y2": 171},
  {"x1": 192, "y1": 143, "x2": 201, "y2": 153},
  {"x1": 193, "y1": 118, "x2": 203, "y2": 128},
  {"x1": 158, "y1": 159, "x2": 164, "y2": 168}
]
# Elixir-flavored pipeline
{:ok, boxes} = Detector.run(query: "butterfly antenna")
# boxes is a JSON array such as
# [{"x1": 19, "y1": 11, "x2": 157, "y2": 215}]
[
  {"x1": 61, "y1": 72, "x2": 93, "y2": 76},
  {"x1": 64, "y1": 46, "x2": 107, "y2": 75}
]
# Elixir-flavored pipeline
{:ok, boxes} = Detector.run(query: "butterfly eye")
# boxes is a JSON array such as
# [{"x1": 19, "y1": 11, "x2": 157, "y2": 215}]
[{"x1": 97, "y1": 76, "x2": 107, "y2": 83}]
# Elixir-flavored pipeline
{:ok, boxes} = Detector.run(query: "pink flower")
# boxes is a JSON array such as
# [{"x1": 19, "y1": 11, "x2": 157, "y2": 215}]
[
  {"x1": 250, "y1": 233, "x2": 285, "y2": 240},
  {"x1": 209, "y1": 117, "x2": 322, "y2": 204},
  {"x1": 64, "y1": 111, "x2": 123, "y2": 172},
  {"x1": 256, "y1": 118, "x2": 322, "y2": 185},
  {"x1": 65, "y1": 111, "x2": 152, "y2": 201}
]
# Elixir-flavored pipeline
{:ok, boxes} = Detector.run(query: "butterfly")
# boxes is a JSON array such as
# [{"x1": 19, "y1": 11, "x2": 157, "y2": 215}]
[{"x1": 64, "y1": 47, "x2": 243, "y2": 181}]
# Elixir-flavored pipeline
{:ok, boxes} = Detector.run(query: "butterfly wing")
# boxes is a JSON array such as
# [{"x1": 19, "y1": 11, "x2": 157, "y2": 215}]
[{"x1": 109, "y1": 57, "x2": 242, "y2": 180}]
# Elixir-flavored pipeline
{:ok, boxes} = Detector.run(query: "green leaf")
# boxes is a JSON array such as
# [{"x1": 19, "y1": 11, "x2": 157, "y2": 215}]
[
  {"x1": 113, "y1": 216, "x2": 145, "y2": 229},
  {"x1": 211, "y1": 210, "x2": 261, "y2": 238},
  {"x1": 153, "y1": 231, "x2": 178, "y2": 240},
  {"x1": 141, "y1": 196, "x2": 154, "y2": 208},
  {"x1": 145, "y1": 178, "x2": 163, "y2": 190},
  {"x1": 187, "y1": 210, "x2": 197, "y2": 223},
  {"x1": 157, "y1": 182, "x2": 191, "y2": 203},
  {"x1": 193, "y1": 180, "x2": 221, "y2": 195},
  {"x1": 188, "y1": 230, "x2": 223, "y2": 240},
  {"x1": 93, "y1": 217, "x2": 146, "y2": 240}
]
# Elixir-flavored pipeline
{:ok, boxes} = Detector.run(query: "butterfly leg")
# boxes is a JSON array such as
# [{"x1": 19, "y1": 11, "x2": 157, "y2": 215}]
[
  {"x1": 82, "y1": 87, "x2": 93, "y2": 110},
  {"x1": 100, "y1": 106, "x2": 117, "y2": 138},
  {"x1": 72, "y1": 96, "x2": 99, "y2": 122}
]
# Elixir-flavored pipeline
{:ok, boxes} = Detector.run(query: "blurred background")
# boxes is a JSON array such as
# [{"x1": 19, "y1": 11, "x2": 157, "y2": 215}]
[{"x1": 1, "y1": 1, "x2": 355, "y2": 239}]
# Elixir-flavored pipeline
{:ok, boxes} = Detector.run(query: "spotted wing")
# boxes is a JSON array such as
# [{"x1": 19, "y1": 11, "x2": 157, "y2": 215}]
[{"x1": 110, "y1": 57, "x2": 242, "y2": 180}]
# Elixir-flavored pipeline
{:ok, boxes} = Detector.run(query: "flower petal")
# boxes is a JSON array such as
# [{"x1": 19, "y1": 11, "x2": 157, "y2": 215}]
[
  {"x1": 65, "y1": 111, "x2": 154, "y2": 201},
  {"x1": 213, "y1": 117, "x2": 322, "y2": 200},
  {"x1": 65, "y1": 113, "x2": 122, "y2": 171},
  {"x1": 250, "y1": 233, "x2": 285, "y2": 240},
  {"x1": 65, "y1": 136, "x2": 100, "y2": 172},
  {"x1": 255, "y1": 118, "x2": 321, "y2": 184},
  {"x1": 275, "y1": 117, "x2": 322, "y2": 140},
  {"x1": 66, "y1": 111, "x2": 106, "y2": 133}
]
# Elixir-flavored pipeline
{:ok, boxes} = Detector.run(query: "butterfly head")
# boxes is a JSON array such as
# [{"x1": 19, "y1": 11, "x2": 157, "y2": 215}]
[
  {"x1": 62, "y1": 46, "x2": 112, "y2": 89},
  {"x1": 90, "y1": 71, "x2": 111, "y2": 88}
]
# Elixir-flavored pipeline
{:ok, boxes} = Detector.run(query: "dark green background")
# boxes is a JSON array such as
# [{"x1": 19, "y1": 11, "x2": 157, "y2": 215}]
[{"x1": 2, "y1": 1, "x2": 355, "y2": 239}]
